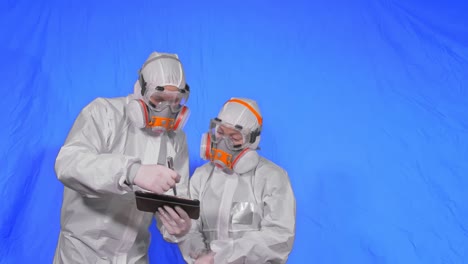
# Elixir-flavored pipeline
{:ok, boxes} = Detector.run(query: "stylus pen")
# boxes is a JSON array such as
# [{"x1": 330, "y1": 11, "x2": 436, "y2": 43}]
[{"x1": 167, "y1": 157, "x2": 177, "y2": 196}]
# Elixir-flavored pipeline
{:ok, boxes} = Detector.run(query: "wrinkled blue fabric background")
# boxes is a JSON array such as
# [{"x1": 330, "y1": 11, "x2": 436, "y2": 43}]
[{"x1": 1, "y1": 0, "x2": 467, "y2": 263}]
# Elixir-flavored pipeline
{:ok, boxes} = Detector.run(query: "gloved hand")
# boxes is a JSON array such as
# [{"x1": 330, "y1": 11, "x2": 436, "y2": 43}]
[
  {"x1": 157, "y1": 205, "x2": 192, "y2": 237},
  {"x1": 133, "y1": 164, "x2": 180, "y2": 194},
  {"x1": 194, "y1": 251, "x2": 215, "y2": 264}
]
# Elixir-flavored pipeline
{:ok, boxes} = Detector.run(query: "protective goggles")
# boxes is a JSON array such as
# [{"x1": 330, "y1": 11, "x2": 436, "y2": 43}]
[
  {"x1": 208, "y1": 118, "x2": 255, "y2": 151},
  {"x1": 144, "y1": 86, "x2": 189, "y2": 112}
]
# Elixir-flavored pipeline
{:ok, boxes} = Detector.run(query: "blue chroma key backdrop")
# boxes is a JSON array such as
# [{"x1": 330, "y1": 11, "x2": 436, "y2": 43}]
[{"x1": 1, "y1": 0, "x2": 467, "y2": 263}]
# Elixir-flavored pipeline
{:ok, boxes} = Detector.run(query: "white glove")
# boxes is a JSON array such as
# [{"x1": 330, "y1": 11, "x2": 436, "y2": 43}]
[
  {"x1": 157, "y1": 205, "x2": 192, "y2": 237},
  {"x1": 194, "y1": 251, "x2": 215, "y2": 264},
  {"x1": 133, "y1": 164, "x2": 180, "y2": 194}
]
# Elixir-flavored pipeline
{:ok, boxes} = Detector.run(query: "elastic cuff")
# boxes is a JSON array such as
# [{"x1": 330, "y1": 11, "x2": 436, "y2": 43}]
[
  {"x1": 127, "y1": 162, "x2": 142, "y2": 185},
  {"x1": 162, "y1": 227, "x2": 191, "y2": 243},
  {"x1": 192, "y1": 248, "x2": 211, "y2": 259}
]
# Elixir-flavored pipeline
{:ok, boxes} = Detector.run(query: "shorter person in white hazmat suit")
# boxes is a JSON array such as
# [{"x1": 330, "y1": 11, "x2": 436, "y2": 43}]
[
  {"x1": 158, "y1": 98, "x2": 296, "y2": 264},
  {"x1": 53, "y1": 51, "x2": 193, "y2": 263}
]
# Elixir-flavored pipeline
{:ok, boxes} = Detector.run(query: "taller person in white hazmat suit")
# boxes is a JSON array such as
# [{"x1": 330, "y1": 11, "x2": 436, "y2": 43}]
[
  {"x1": 53, "y1": 52, "x2": 193, "y2": 263},
  {"x1": 158, "y1": 98, "x2": 296, "y2": 264}
]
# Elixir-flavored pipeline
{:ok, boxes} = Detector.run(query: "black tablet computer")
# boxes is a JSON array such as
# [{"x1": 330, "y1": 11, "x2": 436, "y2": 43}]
[{"x1": 134, "y1": 191, "x2": 200, "y2": 219}]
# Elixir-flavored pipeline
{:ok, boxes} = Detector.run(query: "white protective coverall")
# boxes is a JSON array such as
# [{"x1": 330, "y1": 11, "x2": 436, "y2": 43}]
[
  {"x1": 181, "y1": 159, "x2": 296, "y2": 264},
  {"x1": 180, "y1": 98, "x2": 296, "y2": 264},
  {"x1": 53, "y1": 52, "x2": 189, "y2": 264}
]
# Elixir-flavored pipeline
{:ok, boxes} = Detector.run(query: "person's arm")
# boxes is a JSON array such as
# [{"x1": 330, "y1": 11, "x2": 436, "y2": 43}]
[
  {"x1": 177, "y1": 167, "x2": 211, "y2": 264},
  {"x1": 55, "y1": 98, "x2": 139, "y2": 198},
  {"x1": 156, "y1": 132, "x2": 195, "y2": 242},
  {"x1": 211, "y1": 165, "x2": 296, "y2": 264}
]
